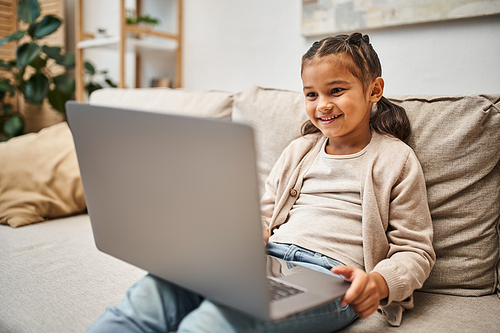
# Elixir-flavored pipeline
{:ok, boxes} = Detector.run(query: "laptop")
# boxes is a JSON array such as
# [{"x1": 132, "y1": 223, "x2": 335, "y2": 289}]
[{"x1": 65, "y1": 101, "x2": 350, "y2": 321}]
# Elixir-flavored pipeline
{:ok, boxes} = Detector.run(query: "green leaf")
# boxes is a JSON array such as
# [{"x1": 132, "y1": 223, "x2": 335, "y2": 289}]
[
  {"x1": 42, "y1": 45, "x2": 63, "y2": 60},
  {"x1": 105, "y1": 78, "x2": 117, "y2": 88},
  {"x1": 32, "y1": 15, "x2": 62, "y2": 39},
  {"x1": 53, "y1": 74, "x2": 75, "y2": 96},
  {"x1": 17, "y1": 43, "x2": 41, "y2": 68},
  {"x1": 85, "y1": 82, "x2": 102, "y2": 97},
  {"x1": 47, "y1": 89, "x2": 71, "y2": 114},
  {"x1": 84, "y1": 61, "x2": 96, "y2": 75},
  {"x1": 17, "y1": 0, "x2": 41, "y2": 24},
  {"x1": 0, "y1": 80, "x2": 14, "y2": 94},
  {"x1": 42, "y1": 46, "x2": 75, "y2": 68},
  {"x1": 0, "y1": 60, "x2": 14, "y2": 71},
  {"x1": 27, "y1": 23, "x2": 36, "y2": 39},
  {"x1": 29, "y1": 55, "x2": 47, "y2": 70},
  {"x1": 25, "y1": 73, "x2": 49, "y2": 104},
  {"x1": 15, "y1": 68, "x2": 27, "y2": 92},
  {"x1": 4, "y1": 113, "x2": 24, "y2": 138},
  {"x1": 57, "y1": 53, "x2": 75, "y2": 68},
  {"x1": 0, "y1": 30, "x2": 26, "y2": 47}
]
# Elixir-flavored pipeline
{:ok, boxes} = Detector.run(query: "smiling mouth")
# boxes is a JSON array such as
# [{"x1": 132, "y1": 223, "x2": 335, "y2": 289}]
[{"x1": 319, "y1": 114, "x2": 342, "y2": 121}]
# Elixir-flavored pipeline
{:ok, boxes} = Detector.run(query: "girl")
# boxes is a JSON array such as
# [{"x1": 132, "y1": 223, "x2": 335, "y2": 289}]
[{"x1": 87, "y1": 33, "x2": 435, "y2": 332}]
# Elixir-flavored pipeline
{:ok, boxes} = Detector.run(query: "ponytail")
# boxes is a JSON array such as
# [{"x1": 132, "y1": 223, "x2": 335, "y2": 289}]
[
  {"x1": 370, "y1": 97, "x2": 410, "y2": 141},
  {"x1": 301, "y1": 119, "x2": 320, "y2": 136}
]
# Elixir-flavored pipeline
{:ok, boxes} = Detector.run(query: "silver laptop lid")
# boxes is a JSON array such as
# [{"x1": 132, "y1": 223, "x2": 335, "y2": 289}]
[{"x1": 66, "y1": 102, "x2": 270, "y2": 319}]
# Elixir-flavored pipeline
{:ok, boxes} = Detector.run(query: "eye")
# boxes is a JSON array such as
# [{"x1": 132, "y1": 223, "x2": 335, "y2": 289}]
[
  {"x1": 331, "y1": 88, "x2": 344, "y2": 94},
  {"x1": 305, "y1": 92, "x2": 318, "y2": 99}
]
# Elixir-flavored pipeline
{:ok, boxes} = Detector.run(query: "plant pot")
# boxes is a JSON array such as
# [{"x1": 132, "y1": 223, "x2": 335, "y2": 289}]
[{"x1": 19, "y1": 98, "x2": 65, "y2": 133}]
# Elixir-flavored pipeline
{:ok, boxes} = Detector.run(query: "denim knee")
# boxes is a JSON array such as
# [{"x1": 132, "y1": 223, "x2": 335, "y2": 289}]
[{"x1": 87, "y1": 274, "x2": 203, "y2": 333}]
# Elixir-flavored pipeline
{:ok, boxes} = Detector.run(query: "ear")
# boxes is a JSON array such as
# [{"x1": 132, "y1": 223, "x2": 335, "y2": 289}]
[{"x1": 369, "y1": 77, "x2": 384, "y2": 103}]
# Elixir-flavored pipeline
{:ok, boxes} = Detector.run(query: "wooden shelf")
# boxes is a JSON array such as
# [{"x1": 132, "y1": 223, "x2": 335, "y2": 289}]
[
  {"x1": 77, "y1": 35, "x2": 178, "y2": 53},
  {"x1": 125, "y1": 24, "x2": 178, "y2": 40},
  {"x1": 75, "y1": 0, "x2": 183, "y2": 101}
]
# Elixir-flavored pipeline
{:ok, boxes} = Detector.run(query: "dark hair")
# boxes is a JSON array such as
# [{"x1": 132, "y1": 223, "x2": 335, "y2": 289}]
[{"x1": 301, "y1": 32, "x2": 410, "y2": 141}]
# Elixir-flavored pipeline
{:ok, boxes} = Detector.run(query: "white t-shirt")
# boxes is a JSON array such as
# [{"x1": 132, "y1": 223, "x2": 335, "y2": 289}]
[{"x1": 269, "y1": 137, "x2": 370, "y2": 269}]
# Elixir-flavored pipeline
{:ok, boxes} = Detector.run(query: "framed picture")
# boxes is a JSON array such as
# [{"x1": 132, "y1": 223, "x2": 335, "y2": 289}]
[{"x1": 302, "y1": 0, "x2": 500, "y2": 36}]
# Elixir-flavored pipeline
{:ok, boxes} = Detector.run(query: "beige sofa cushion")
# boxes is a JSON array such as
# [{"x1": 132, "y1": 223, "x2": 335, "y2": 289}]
[
  {"x1": 232, "y1": 86, "x2": 309, "y2": 197},
  {"x1": 0, "y1": 122, "x2": 86, "y2": 227},
  {"x1": 89, "y1": 87, "x2": 233, "y2": 119},
  {"x1": 390, "y1": 95, "x2": 500, "y2": 297}
]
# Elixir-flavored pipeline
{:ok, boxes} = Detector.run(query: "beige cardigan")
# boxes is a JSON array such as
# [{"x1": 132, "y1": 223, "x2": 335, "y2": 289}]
[{"x1": 261, "y1": 131, "x2": 436, "y2": 326}]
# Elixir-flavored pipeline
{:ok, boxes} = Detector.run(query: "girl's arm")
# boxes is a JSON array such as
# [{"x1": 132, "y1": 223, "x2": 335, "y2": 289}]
[{"x1": 372, "y1": 150, "x2": 436, "y2": 305}]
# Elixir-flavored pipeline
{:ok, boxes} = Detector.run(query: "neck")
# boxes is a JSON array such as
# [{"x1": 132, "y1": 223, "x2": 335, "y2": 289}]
[{"x1": 325, "y1": 128, "x2": 372, "y2": 155}]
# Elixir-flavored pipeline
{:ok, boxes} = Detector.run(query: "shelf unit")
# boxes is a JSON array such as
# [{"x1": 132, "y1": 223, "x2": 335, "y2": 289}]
[{"x1": 75, "y1": 0, "x2": 182, "y2": 102}]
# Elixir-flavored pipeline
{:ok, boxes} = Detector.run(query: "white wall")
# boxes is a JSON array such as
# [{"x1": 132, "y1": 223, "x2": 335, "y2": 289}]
[
  {"x1": 182, "y1": 0, "x2": 500, "y2": 95},
  {"x1": 66, "y1": 0, "x2": 500, "y2": 96}
]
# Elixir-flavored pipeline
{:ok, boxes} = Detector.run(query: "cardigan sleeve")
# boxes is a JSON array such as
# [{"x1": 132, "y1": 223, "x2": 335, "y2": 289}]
[
  {"x1": 260, "y1": 146, "x2": 287, "y2": 231},
  {"x1": 372, "y1": 150, "x2": 436, "y2": 305}
]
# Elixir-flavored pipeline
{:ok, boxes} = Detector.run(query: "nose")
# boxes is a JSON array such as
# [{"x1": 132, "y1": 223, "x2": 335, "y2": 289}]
[{"x1": 318, "y1": 99, "x2": 334, "y2": 113}]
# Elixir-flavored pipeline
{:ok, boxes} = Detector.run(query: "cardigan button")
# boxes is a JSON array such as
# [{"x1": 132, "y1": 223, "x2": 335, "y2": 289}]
[{"x1": 289, "y1": 189, "x2": 298, "y2": 197}]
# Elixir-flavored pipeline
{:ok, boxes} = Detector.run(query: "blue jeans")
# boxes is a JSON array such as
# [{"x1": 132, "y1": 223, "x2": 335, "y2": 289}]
[{"x1": 86, "y1": 243, "x2": 356, "y2": 332}]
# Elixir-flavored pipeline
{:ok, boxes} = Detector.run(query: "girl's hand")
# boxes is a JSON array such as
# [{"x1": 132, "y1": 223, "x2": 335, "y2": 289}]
[
  {"x1": 331, "y1": 266, "x2": 389, "y2": 318},
  {"x1": 263, "y1": 229, "x2": 269, "y2": 245}
]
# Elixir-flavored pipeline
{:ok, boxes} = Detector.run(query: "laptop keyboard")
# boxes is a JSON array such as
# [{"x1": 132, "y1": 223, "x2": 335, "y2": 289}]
[{"x1": 268, "y1": 277, "x2": 306, "y2": 300}]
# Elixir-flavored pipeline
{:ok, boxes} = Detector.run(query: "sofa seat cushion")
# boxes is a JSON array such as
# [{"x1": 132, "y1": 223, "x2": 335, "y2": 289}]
[
  {"x1": 0, "y1": 214, "x2": 146, "y2": 332},
  {"x1": 89, "y1": 87, "x2": 233, "y2": 119},
  {"x1": 338, "y1": 291, "x2": 500, "y2": 332},
  {"x1": 1, "y1": 214, "x2": 498, "y2": 333}
]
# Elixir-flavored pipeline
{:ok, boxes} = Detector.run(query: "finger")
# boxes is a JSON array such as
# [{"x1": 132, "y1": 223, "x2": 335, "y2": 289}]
[
  {"x1": 350, "y1": 292, "x2": 379, "y2": 311},
  {"x1": 348, "y1": 278, "x2": 379, "y2": 306},
  {"x1": 349, "y1": 288, "x2": 373, "y2": 306},
  {"x1": 341, "y1": 270, "x2": 368, "y2": 306},
  {"x1": 331, "y1": 265, "x2": 354, "y2": 281},
  {"x1": 331, "y1": 266, "x2": 357, "y2": 306},
  {"x1": 354, "y1": 303, "x2": 379, "y2": 318}
]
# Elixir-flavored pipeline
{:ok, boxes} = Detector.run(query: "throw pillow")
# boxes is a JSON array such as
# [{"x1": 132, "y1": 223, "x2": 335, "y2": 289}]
[
  {"x1": 0, "y1": 122, "x2": 86, "y2": 227},
  {"x1": 390, "y1": 94, "x2": 500, "y2": 297}
]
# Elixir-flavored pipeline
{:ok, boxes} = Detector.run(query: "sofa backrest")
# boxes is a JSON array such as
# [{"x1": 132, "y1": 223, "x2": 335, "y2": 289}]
[
  {"x1": 90, "y1": 86, "x2": 500, "y2": 298},
  {"x1": 232, "y1": 86, "x2": 309, "y2": 197},
  {"x1": 90, "y1": 88, "x2": 233, "y2": 120}
]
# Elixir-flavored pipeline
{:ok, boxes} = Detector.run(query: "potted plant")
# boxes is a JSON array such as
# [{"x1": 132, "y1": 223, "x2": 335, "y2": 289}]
[
  {"x1": 125, "y1": 14, "x2": 160, "y2": 26},
  {"x1": 84, "y1": 60, "x2": 117, "y2": 98},
  {"x1": 0, "y1": 0, "x2": 75, "y2": 140}
]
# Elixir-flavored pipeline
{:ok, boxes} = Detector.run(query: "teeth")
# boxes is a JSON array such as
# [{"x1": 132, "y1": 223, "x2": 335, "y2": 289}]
[{"x1": 320, "y1": 115, "x2": 340, "y2": 121}]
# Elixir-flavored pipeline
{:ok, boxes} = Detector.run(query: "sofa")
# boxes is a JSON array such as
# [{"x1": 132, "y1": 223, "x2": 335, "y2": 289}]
[{"x1": 0, "y1": 85, "x2": 499, "y2": 333}]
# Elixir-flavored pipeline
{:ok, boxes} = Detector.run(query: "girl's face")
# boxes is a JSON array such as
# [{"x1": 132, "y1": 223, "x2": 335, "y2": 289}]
[{"x1": 301, "y1": 54, "x2": 383, "y2": 154}]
